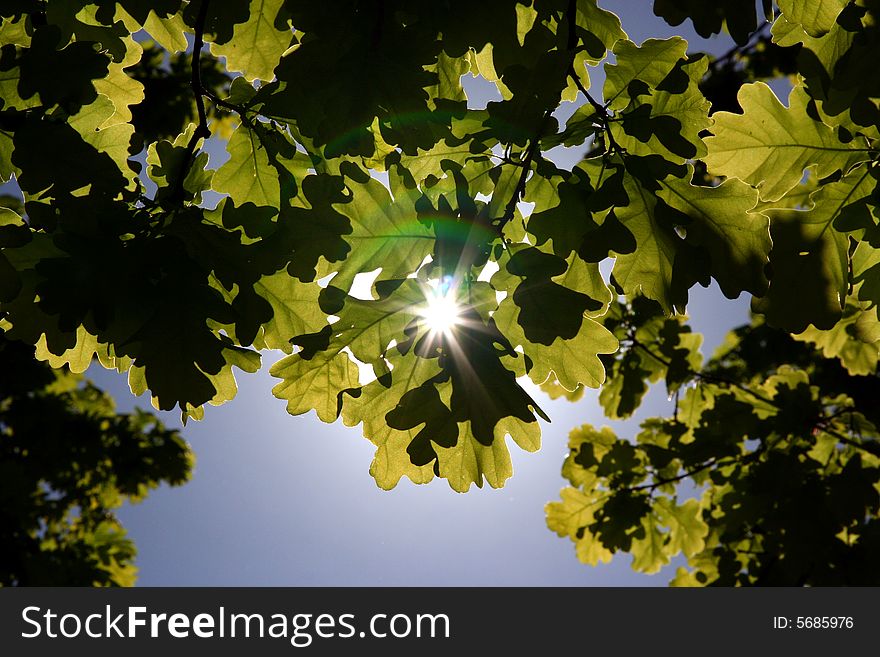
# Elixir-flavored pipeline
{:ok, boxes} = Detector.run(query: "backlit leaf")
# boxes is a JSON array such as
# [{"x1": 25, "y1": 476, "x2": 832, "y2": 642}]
[{"x1": 704, "y1": 83, "x2": 869, "y2": 202}]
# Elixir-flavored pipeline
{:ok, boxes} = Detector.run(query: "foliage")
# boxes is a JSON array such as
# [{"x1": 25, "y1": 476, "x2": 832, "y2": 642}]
[
  {"x1": 0, "y1": 330, "x2": 193, "y2": 586},
  {"x1": 0, "y1": 0, "x2": 880, "y2": 583},
  {"x1": 547, "y1": 299, "x2": 880, "y2": 585}
]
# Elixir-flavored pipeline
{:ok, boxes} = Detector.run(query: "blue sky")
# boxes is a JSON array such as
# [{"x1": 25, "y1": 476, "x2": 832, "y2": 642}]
[
  {"x1": 8, "y1": 2, "x2": 768, "y2": 585},
  {"x1": 97, "y1": 285, "x2": 748, "y2": 586}
]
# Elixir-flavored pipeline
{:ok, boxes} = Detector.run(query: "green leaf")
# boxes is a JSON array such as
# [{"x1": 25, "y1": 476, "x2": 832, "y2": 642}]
[
  {"x1": 657, "y1": 173, "x2": 770, "y2": 298},
  {"x1": 270, "y1": 343, "x2": 360, "y2": 423},
  {"x1": 67, "y1": 94, "x2": 137, "y2": 190},
  {"x1": 12, "y1": 117, "x2": 128, "y2": 202},
  {"x1": 251, "y1": 270, "x2": 325, "y2": 352},
  {"x1": 794, "y1": 300, "x2": 880, "y2": 376},
  {"x1": 515, "y1": 3, "x2": 538, "y2": 47},
  {"x1": 603, "y1": 37, "x2": 688, "y2": 111},
  {"x1": 135, "y1": 11, "x2": 189, "y2": 53},
  {"x1": 129, "y1": 301, "x2": 260, "y2": 413},
  {"x1": 655, "y1": 497, "x2": 708, "y2": 558},
  {"x1": 434, "y1": 415, "x2": 541, "y2": 492},
  {"x1": 426, "y1": 51, "x2": 469, "y2": 107},
  {"x1": 212, "y1": 124, "x2": 282, "y2": 210},
  {"x1": 498, "y1": 298, "x2": 617, "y2": 391},
  {"x1": 777, "y1": 0, "x2": 848, "y2": 38},
  {"x1": 611, "y1": 57, "x2": 712, "y2": 163},
  {"x1": 596, "y1": 299, "x2": 702, "y2": 418},
  {"x1": 562, "y1": 424, "x2": 618, "y2": 487},
  {"x1": 770, "y1": 11, "x2": 856, "y2": 103},
  {"x1": 526, "y1": 159, "x2": 631, "y2": 260},
  {"x1": 210, "y1": 0, "x2": 293, "y2": 82},
  {"x1": 704, "y1": 83, "x2": 869, "y2": 202},
  {"x1": 774, "y1": 3, "x2": 880, "y2": 128},
  {"x1": 399, "y1": 138, "x2": 490, "y2": 187},
  {"x1": 754, "y1": 166, "x2": 875, "y2": 331},
  {"x1": 45, "y1": 2, "x2": 130, "y2": 63},
  {"x1": 502, "y1": 247, "x2": 598, "y2": 345},
  {"x1": 92, "y1": 35, "x2": 144, "y2": 128},
  {"x1": 350, "y1": 300, "x2": 549, "y2": 491},
  {"x1": 630, "y1": 514, "x2": 668, "y2": 573},
  {"x1": 134, "y1": 344, "x2": 261, "y2": 421},
  {"x1": 325, "y1": 165, "x2": 434, "y2": 294},
  {"x1": 853, "y1": 239, "x2": 880, "y2": 307},
  {"x1": 342, "y1": 349, "x2": 442, "y2": 489},
  {"x1": 611, "y1": 166, "x2": 701, "y2": 314},
  {"x1": 33, "y1": 325, "x2": 101, "y2": 374},
  {"x1": 0, "y1": 15, "x2": 31, "y2": 48},
  {"x1": 546, "y1": 487, "x2": 614, "y2": 566},
  {"x1": 574, "y1": 0, "x2": 627, "y2": 65},
  {"x1": 493, "y1": 252, "x2": 618, "y2": 391},
  {"x1": 335, "y1": 283, "x2": 429, "y2": 368},
  {"x1": 0, "y1": 41, "x2": 41, "y2": 112},
  {"x1": 598, "y1": 349, "x2": 655, "y2": 419},
  {"x1": 271, "y1": 279, "x2": 427, "y2": 422}
]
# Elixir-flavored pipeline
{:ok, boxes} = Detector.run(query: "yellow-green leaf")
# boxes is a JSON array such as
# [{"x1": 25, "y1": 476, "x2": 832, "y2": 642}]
[{"x1": 704, "y1": 83, "x2": 869, "y2": 202}]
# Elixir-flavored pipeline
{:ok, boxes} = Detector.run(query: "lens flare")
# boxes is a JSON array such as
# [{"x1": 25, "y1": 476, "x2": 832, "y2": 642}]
[{"x1": 420, "y1": 277, "x2": 462, "y2": 335}]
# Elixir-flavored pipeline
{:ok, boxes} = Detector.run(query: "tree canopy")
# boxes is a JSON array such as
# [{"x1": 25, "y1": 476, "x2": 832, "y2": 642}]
[
  {"x1": 0, "y1": 329, "x2": 192, "y2": 586},
  {"x1": 548, "y1": 301, "x2": 880, "y2": 585},
  {"x1": 1, "y1": 0, "x2": 879, "y2": 585}
]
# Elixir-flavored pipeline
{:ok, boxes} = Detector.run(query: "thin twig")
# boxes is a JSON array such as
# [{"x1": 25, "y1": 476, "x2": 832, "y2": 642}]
[
  {"x1": 631, "y1": 338, "x2": 774, "y2": 405},
  {"x1": 563, "y1": 0, "x2": 624, "y2": 157},
  {"x1": 627, "y1": 458, "x2": 720, "y2": 493},
  {"x1": 708, "y1": 21, "x2": 771, "y2": 72},
  {"x1": 567, "y1": 69, "x2": 625, "y2": 156},
  {"x1": 630, "y1": 336, "x2": 880, "y2": 459},
  {"x1": 499, "y1": 110, "x2": 551, "y2": 229}
]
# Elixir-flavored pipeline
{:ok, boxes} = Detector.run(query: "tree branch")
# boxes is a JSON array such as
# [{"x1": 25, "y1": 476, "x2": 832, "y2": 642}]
[
  {"x1": 627, "y1": 457, "x2": 720, "y2": 493},
  {"x1": 631, "y1": 339, "x2": 775, "y2": 406},
  {"x1": 499, "y1": 109, "x2": 551, "y2": 230},
  {"x1": 561, "y1": 0, "x2": 624, "y2": 158},
  {"x1": 630, "y1": 337, "x2": 880, "y2": 459},
  {"x1": 708, "y1": 21, "x2": 771, "y2": 72},
  {"x1": 497, "y1": 0, "x2": 580, "y2": 231},
  {"x1": 566, "y1": 68, "x2": 625, "y2": 156},
  {"x1": 170, "y1": 0, "x2": 212, "y2": 203}
]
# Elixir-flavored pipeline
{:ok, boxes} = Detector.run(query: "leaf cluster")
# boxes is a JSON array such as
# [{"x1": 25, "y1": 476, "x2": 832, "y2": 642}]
[
  {"x1": 548, "y1": 298, "x2": 880, "y2": 585},
  {"x1": 0, "y1": 0, "x2": 879, "y2": 507},
  {"x1": 0, "y1": 330, "x2": 193, "y2": 586}
]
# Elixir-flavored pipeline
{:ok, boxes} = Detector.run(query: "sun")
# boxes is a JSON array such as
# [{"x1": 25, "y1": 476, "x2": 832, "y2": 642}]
[{"x1": 419, "y1": 277, "x2": 462, "y2": 336}]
